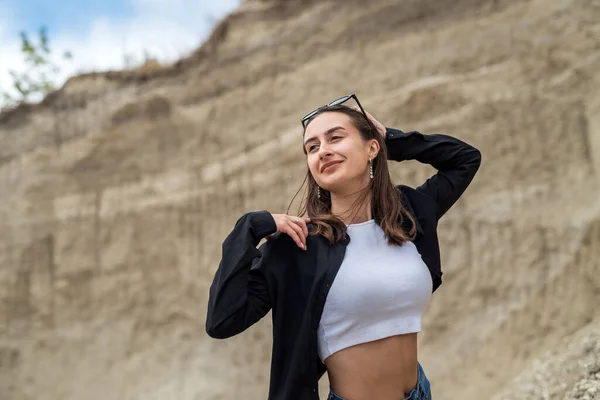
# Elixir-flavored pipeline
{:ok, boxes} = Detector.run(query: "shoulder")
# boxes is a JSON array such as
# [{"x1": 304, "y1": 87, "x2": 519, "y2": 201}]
[
  {"x1": 262, "y1": 226, "x2": 326, "y2": 256},
  {"x1": 396, "y1": 185, "x2": 435, "y2": 207},
  {"x1": 256, "y1": 231, "x2": 321, "y2": 279},
  {"x1": 257, "y1": 231, "x2": 302, "y2": 260},
  {"x1": 396, "y1": 184, "x2": 437, "y2": 222},
  {"x1": 252, "y1": 233, "x2": 293, "y2": 275},
  {"x1": 259, "y1": 232, "x2": 292, "y2": 251}
]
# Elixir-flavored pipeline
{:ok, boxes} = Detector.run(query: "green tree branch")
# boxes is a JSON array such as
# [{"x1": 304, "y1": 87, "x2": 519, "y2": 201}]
[{"x1": 1, "y1": 26, "x2": 73, "y2": 110}]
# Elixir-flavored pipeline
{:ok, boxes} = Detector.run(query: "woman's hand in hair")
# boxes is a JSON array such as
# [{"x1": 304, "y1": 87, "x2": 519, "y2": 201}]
[
  {"x1": 266, "y1": 214, "x2": 311, "y2": 251},
  {"x1": 351, "y1": 106, "x2": 386, "y2": 139}
]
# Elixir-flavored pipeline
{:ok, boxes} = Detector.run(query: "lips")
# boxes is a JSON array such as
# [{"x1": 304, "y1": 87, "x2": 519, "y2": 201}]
[{"x1": 321, "y1": 160, "x2": 343, "y2": 173}]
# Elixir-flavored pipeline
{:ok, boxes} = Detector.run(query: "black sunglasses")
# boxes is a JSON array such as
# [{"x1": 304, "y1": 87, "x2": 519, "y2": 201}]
[{"x1": 300, "y1": 93, "x2": 375, "y2": 131}]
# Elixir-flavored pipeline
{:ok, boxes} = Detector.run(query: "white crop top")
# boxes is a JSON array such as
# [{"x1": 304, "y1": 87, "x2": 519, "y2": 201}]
[{"x1": 317, "y1": 219, "x2": 432, "y2": 362}]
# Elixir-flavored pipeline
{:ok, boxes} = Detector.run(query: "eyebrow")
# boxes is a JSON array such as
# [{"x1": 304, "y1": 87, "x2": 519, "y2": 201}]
[{"x1": 303, "y1": 126, "x2": 346, "y2": 148}]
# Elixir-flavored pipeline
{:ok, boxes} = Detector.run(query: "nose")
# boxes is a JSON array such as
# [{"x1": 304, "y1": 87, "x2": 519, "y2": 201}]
[{"x1": 318, "y1": 143, "x2": 333, "y2": 159}]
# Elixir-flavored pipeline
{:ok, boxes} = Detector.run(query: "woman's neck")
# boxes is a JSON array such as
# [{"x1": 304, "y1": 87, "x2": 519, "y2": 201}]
[{"x1": 331, "y1": 190, "x2": 372, "y2": 225}]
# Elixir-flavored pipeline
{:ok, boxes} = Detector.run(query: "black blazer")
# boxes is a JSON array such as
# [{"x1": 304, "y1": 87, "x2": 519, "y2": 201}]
[{"x1": 206, "y1": 128, "x2": 482, "y2": 400}]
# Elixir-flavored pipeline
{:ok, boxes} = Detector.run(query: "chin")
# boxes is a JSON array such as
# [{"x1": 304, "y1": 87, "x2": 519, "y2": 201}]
[{"x1": 320, "y1": 177, "x2": 346, "y2": 193}]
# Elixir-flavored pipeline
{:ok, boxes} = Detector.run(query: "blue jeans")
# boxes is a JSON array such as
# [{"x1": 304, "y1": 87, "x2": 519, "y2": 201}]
[{"x1": 327, "y1": 362, "x2": 431, "y2": 400}]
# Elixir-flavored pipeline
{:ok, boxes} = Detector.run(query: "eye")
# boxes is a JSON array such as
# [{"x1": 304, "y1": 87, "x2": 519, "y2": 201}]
[
  {"x1": 331, "y1": 136, "x2": 342, "y2": 141},
  {"x1": 308, "y1": 144, "x2": 318, "y2": 152}
]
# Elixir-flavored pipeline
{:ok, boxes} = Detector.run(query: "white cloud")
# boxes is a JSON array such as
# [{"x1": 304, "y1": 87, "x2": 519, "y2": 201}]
[{"x1": 0, "y1": 0, "x2": 241, "y2": 107}]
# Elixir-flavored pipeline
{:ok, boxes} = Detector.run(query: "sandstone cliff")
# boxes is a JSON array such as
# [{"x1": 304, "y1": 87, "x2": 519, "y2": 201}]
[{"x1": 1, "y1": 0, "x2": 599, "y2": 399}]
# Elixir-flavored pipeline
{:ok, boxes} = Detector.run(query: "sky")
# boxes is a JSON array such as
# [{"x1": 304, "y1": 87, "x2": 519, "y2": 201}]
[{"x1": 0, "y1": 0, "x2": 241, "y2": 106}]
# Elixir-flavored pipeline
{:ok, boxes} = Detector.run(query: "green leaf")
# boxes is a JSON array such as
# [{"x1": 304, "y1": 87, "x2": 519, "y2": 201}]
[
  {"x1": 39, "y1": 26, "x2": 50, "y2": 53},
  {"x1": 7, "y1": 26, "x2": 74, "y2": 105},
  {"x1": 33, "y1": 54, "x2": 46, "y2": 66},
  {"x1": 20, "y1": 32, "x2": 35, "y2": 55},
  {"x1": 14, "y1": 81, "x2": 27, "y2": 96}
]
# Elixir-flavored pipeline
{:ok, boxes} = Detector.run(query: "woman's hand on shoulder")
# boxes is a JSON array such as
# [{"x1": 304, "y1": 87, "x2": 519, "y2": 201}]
[{"x1": 266, "y1": 214, "x2": 311, "y2": 251}]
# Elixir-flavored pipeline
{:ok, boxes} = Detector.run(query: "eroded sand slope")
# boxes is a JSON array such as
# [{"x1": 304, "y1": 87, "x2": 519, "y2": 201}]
[{"x1": 0, "y1": 0, "x2": 599, "y2": 399}]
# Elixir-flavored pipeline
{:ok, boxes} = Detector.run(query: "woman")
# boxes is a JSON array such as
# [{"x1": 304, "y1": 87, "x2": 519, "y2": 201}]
[{"x1": 206, "y1": 94, "x2": 481, "y2": 400}]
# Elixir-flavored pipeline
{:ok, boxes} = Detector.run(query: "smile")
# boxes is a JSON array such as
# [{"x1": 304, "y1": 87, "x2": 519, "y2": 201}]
[{"x1": 322, "y1": 161, "x2": 343, "y2": 173}]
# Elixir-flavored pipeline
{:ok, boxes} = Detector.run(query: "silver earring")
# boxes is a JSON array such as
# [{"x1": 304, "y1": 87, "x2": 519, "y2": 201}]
[
  {"x1": 369, "y1": 159, "x2": 374, "y2": 179},
  {"x1": 318, "y1": 186, "x2": 321, "y2": 199}
]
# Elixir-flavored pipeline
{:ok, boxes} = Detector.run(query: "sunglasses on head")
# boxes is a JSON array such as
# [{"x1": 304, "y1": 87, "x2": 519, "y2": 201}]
[{"x1": 300, "y1": 93, "x2": 375, "y2": 131}]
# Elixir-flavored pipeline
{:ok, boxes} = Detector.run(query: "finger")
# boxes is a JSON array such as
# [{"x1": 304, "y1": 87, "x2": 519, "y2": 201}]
[
  {"x1": 362, "y1": 111, "x2": 383, "y2": 130},
  {"x1": 356, "y1": 106, "x2": 376, "y2": 123},
  {"x1": 352, "y1": 105, "x2": 370, "y2": 117},
  {"x1": 285, "y1": 226, "x2": 304, "y2": 250},
  {"x1": 292, "y1": 216, "x2": 308, "y2": 236},
  {"x1": 350, "y1": 107, "x2": 384, "y2": 134},
  {"x1": 290, "y1": 220, "x2": 307, "y2": 248},
  {"x1": 364, "y1": 110, "x2": 382, "y2": 127},
  {"x1": 304, "y1": 217, "x2": 312, "y2": 233},
  {"x1": 288, "y1": 221, "x2": 306, "y2": 249},
  {"x1": 295, "y1": 217, "x2": 309, "y2": 238}
]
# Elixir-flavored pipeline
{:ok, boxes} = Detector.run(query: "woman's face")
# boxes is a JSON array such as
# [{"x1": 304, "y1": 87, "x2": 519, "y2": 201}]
[{"x1": 303, "y1": 112, "x2": 378, "y2": 194}]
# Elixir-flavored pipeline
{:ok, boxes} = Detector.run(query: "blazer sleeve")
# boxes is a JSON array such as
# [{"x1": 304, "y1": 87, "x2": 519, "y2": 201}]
[
  {"x1": 205, "y1": 210, "x2": 278, "y2": 339},
  {"x1": 384, "y1": 128, "x2": 482, "y2": 220}
]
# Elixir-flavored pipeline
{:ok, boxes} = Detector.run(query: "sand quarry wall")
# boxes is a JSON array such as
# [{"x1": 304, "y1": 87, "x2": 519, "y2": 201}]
[{"x1": 0, "y1": 0, "x2": 599, "y2": 399}]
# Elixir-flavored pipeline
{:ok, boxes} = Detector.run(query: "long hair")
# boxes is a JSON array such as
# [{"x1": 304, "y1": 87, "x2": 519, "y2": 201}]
[{"x1": 289, "y1": 104, "x2": 417, "y2": 246}]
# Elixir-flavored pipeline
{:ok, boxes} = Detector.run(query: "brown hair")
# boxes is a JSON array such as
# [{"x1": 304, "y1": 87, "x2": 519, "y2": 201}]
[{"x1": 288, "y1": 104, "x2": 417, "y2": 246}]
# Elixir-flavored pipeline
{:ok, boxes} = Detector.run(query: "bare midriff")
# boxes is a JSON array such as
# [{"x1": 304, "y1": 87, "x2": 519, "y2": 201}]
[{"x1": 324, "y1": 333, "x2": 419, "y2": 400}]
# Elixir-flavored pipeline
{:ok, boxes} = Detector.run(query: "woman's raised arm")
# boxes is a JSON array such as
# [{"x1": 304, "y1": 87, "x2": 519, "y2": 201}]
[
  {"x1": 384, "y1": 128, "x2": 481, "y2": 220},
  {"x1": 355, "y1": 107, "x2": 481, "y2": 220}
]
